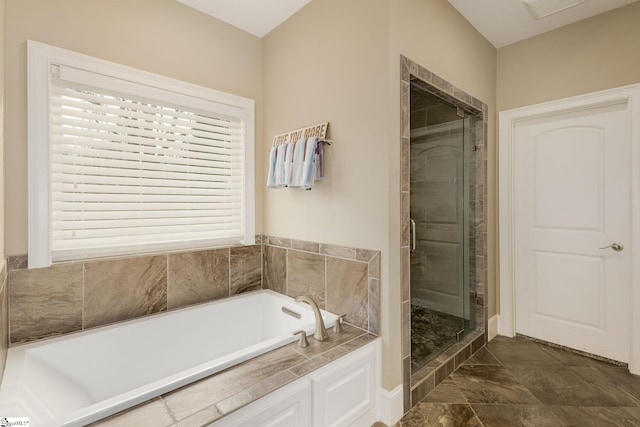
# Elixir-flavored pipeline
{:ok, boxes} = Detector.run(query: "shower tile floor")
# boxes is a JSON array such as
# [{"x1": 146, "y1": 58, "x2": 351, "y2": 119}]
[
  {"x1": 394, "y1": 335, "x2": 640, "y2": 426},
  {"x1": 411, "y1": 304, "x2": 466, "y2": 372}
]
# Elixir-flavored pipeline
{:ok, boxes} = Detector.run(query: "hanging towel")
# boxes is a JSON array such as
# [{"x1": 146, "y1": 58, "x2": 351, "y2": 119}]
[
  {"x1": 266, "y1": 146, "x2": 278, "y2": 188},
  {"x1": 273, "y1": 143, "x2": 288, "y2": 187},
  {"x1": 315, "y1": 139, "x2": 324, "y2": 181},
  {"x1": 301, "y1": 137, "x2": 318, "y2": 190},
  {"x1": 283, "y1": 142, "x2": 295, "y2": 187},
  {"x1": 289, "y1": 138, "x2": 307, "y2": 188}
]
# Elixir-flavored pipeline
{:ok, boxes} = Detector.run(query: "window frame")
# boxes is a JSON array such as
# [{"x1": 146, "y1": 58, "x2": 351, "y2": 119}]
[{"x1": 27, "y1": 40, "x2": 255, "y2": 268}]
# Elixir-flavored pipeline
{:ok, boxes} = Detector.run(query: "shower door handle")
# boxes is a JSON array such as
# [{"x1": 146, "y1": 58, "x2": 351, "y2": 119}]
[{"x1": 410, "y1": 218, "x2": 416, "y2": 253}]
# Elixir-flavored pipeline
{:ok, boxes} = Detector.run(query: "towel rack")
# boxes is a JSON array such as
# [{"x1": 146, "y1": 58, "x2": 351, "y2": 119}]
[{"x1": 271, "y1": 122, "x2": 332, "y2": 147}]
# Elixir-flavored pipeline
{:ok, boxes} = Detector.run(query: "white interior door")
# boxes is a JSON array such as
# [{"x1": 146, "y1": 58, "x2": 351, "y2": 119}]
[{"x1": 513, "y1": 101, "x2": 631, "y2": 363}]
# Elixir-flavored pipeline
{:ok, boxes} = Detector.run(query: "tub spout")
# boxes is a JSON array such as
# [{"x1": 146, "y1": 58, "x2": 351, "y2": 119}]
[{"x1": 295, "y1": 295, "x2": 328, "y2": 341}]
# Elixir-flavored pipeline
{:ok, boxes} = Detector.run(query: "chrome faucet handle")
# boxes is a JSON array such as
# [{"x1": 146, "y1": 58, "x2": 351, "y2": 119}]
[
  {"x1": 293, "y1": 330, "x2": 309, "y2": 348},
  {"x1": 334, "y1": 314, "x2": 346, "y2": 333}
]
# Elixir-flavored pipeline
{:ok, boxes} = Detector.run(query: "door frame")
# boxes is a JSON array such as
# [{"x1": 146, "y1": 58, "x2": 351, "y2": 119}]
[{"x1": 498, "y1": 83, "x2": 640, "y2": 374}]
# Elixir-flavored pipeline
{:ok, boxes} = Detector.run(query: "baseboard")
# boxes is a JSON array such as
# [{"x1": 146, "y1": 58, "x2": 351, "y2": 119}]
[
  {"x1": 378, "y1": 385, "x2": 403, "y2": 426},
  {"x1": 488, "y1": 314, "x2": 499, "y2": 341}
]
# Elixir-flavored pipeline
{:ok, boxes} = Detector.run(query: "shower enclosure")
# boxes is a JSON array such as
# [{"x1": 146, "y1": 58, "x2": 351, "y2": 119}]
[{"x1": 409, "y1": 84, "x2": 477, "y2": 372}]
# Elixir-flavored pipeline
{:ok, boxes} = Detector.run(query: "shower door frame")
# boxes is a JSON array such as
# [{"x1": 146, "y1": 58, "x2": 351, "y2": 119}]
[{"x1": 400, "y1": 56, "x2": 488, "y2": 412}]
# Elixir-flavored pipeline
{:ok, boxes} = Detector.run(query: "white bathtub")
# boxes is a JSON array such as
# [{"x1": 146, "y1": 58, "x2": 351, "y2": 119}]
[{"x1": 0, "y1": 290, "x2": 337, "y2": 426}]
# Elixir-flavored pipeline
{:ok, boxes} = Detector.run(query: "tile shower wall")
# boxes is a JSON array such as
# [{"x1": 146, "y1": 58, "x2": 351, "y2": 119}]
[
  {"x1": 8, "y1": 238, "x2": 262, "y2": 344},
  {"x1": 0, "y1": 262, "x2": 8, "y2": 380},
  {"x1": 262, "y1": 236, "x2": 381, "y2": 335},
  {"x1": 400, "y1": 55, "x2": 489, "y2": 412},
  {"x1": 7, "y1": 235, "x2": 380, "y2": 344}
]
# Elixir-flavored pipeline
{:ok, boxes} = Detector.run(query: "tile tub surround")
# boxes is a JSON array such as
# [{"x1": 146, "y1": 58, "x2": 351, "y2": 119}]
[
  {"x1": 90, "y1": 324, "x2": 377, "y2": 426},
  {"x1": 7, "y1": 241, "x2": 262, "y2": 344},
  {"x1": 401, "y1": 55, "x2": 489, "y2": 412},
  {"x1": 262, "y1": 236, "x2": 381, "y2": 335},
  {"x1": 6, "y1": 234, "x2": 382, "y2": 344}
]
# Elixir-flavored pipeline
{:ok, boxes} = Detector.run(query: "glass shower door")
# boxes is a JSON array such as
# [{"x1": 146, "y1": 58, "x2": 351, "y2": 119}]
[{"x1": 409, "y1": 85, "x2": 476, "y2": 372}]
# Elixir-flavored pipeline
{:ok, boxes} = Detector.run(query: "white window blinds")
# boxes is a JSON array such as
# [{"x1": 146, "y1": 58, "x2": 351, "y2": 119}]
[{"x1": 28, "y1": 42, "x2": 255, "y2": 267}]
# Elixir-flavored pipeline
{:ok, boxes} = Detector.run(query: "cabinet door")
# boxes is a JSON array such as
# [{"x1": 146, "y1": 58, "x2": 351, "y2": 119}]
[
  {"x1": 312, "y1": 345, "x2": 376, "y2": 427},
  {"x1": 212, "y1": 380, "x2": 311, "y2": 427}
]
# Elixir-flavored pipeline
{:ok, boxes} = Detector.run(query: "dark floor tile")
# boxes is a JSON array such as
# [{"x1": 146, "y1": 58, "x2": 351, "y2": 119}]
[
  {"x1": 486, "y1": 336, "x2": 557, "y2": 365},
  {"x1": 538, "y1": 344, "x2": 620, "y2": 368},
  {"x1": 472, "y1": 404, "x2": 565, "y2": 427},
  {"x1": 508, "y1": 365, "x2": 636, "y2": 407},
  {"x1": 464, "y1": 347, "x2": 501, "y2": 365},
  {"x1": 551, "y1": 406, "x2": 640, "y2": 427},
  {"x1": 400, "y1": 402, "x2": 481, "y2": 426},
  {"x1": 422, "y1": 379, "x2": 467, "y2": 404},
  {"x1": 452, "y1": 365, "x2": 541, "y2": 405},
  {"x1": 591, "y1": 366, "x2": 640, "y2": 406}
]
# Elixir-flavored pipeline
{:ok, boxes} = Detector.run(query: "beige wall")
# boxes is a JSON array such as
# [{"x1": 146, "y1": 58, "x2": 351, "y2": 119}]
[
  {"x1": 0, "y1": 0, "x2": 5, "y2": 264},
  {"x1": 498, "y1": 1, "x2": 640, "y2": 112},
  {"x1": 4, "y1": 0, "x2": 264, "y2": 256},
  {"x1": 264, "y1": 0, "x2": 497, "y2": 390}
]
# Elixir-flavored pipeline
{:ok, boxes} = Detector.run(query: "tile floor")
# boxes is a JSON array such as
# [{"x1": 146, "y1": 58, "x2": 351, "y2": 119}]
[{"x1": 395, "y1": 335, "x2": 640, "y2": 426}]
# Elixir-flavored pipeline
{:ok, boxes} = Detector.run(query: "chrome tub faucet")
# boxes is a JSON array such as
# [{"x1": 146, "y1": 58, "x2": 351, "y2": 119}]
[{"x1": 295, "y1": 295, "x2": 328, "y2": 341}]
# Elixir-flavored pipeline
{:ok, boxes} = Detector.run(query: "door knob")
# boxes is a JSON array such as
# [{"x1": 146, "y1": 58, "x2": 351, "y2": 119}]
[{"x1": 599, "y1": 243, "x2": 624, "y2": 251}]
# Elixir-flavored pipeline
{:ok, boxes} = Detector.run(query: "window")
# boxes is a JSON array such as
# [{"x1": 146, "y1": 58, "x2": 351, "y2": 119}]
[{"x1": 28, "y1": 41, "x2": 255, "y2": 268}]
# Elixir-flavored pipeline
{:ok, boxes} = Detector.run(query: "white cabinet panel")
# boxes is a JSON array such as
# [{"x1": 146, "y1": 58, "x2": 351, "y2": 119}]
[{"x1": 312, "y1": 345, "x2": 376, "y2": 427}]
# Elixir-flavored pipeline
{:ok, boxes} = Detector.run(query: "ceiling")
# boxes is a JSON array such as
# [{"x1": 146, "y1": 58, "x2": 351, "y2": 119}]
[
  {"x1": 177, "y1": 0, "x2": 638, "y2": 47},
  {"x1": 447, "y1": 0, "x2": 639, "y2": 47},
  {"x1": 176, "y1": 0, "x2": 312, "y2": 38}
]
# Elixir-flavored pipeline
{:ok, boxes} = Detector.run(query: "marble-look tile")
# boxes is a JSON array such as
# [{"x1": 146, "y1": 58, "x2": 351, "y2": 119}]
[
  {"x1": 163, "y1": 346, "x2": 305, "y2": 421},
  {"x1": 326, "y1": 257, "x2": 368, "y2": 330},
  {"x1": 9, "y1": 264, "x2": 83, "y2": 343},
  {"x1": 402, "y1": 301, "x2": 410, "y2": 358},
  {"x1": 230, "y1": 245, "x2": 262, "y2": 295},
  {"x1": 263, "y1": 245, "x2": 286, "y2": 294},
  {"x1": 401, "y1": 403, "x2": 481, "y2": 427},
  {"x1": 411, "y1": 374, "x2": 435, "y2": 406},
  {"x1": 287, "y1": 250, "x2": 325, "y2": 308},
  {"x1": 291, "y1": 239, "x2": 319, "y2": 253},
  {"x1": 267, "y1": 236, "x2": 291, "y2": 248},
  {"x1": 401, "y1": 247, "x2": 409, "y2": 302},
  {"x1": 215, "y1": 370, "x2": 296, "y2": 415},
  {"x1": 464, "y1": 347, "x2": 501, "y2": 365},
  {"x1": 289, "y1": 346, "x2": 347, "y2": 377},
  {"x1": 401, "y1": 81, "x2": 410, "y2": 138},
  {"x1": 90, "y1": 399, "x2": 173, "y2": 427},
  {"x1": 591, "y1": 366, "x2": 640, "y2": 405},
  {"x1": 486, "y1": 336, "x2": 556, "y2": 365},
  {"x1": 8, "y1": 255, "x2": 27, "y2": 271},
  {"x1": 0, "y1": 279, "x2": 8, "y2": 378},
  {"x1": 401, "y1": 137, "x2": 410, "y2": 192},
  {"x1": 414, "y1": 63, "x2": 432, "y2": 85},
  {"x1": 472, "y1": 404, "x2": 565, "y2": 427},
  {"x1": 368, "y1": 278, "x2": 380, "y2": 334},
  {"x1": 355, "y1": 248, "x2": 377, "y2": 263},
  {"x1": 403, "y1": 356, "x2": 412, "y2": 412},
  {"x1": 550, "y1": 406, "x2": 640, "y2": 427},
  {"x1": 431, "y1": 73, "x2": 454, "y2": 96},
  {"x1": 171, "y1": 405, "x2": 223, "y2": 427},
  {"x1": 401, "y1": 191, "x2": 410, "y2": 247},
  {"x1": 538, "y1": 343, "x2": 618, "y2": 368},
  {"x1": 288, "y1": 324, "x2": 364, "y2": 358},
  {"x1": 84, "y1": 256, "x2": 167, "y2": 329},
  {"x1": 368, "y1": 252, "x2": 380, "y2": 280},
  {"x1": 167, "y1": 249, "x2": 229, "y2": 310},
  {"x1": 340, "y1": 333, "x2": 377, "y2": 352},
  {"x1": 452, "y1": 365, "x2": 541, "y2": 405},
  {"x1": 423, "y1": 378, "x2": 467, "y2": 404},
  {"x1": 319, "y1": 243, "x2": 356, "y2": 260}
]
